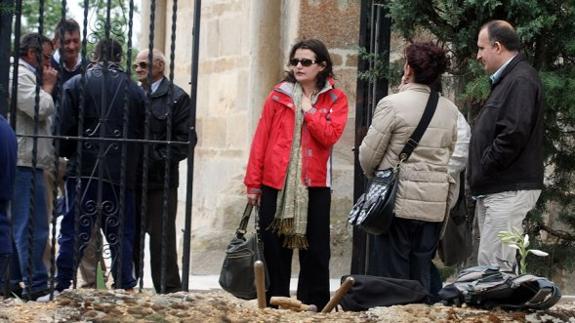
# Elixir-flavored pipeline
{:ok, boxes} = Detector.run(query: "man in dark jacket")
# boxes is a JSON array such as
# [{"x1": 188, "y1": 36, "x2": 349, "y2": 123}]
[
  {"x1": 132, "y1": 48, "x2": 191, "y2": 293},
  {"x1": 469, "y1": 20, "x2": 544, "y2": 272},
  {"x1": 50, "y1": 17, "x2": 104, "y2": 290},
  {"x1": 0, "y1": 114, "x2": 17, "y2": 294},
  {"x1": 51, "y1": 39, "x2": 146, "y2": 295}
]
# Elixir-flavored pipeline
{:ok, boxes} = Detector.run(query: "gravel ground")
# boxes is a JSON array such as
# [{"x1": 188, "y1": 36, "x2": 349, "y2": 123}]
[{"x1": 0, "y1": 289, "x2": 573, "y2": 322}]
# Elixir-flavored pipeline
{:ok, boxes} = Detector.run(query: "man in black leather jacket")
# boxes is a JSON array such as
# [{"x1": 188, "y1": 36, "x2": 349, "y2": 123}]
[
  {"x1": 53, "y1": 39, "x2": 146, "y2": 293},
  {"x1": 132, "y1": 48, "x2": 191, "y2": 293},
  {"x1": 470, "y1": 20, "x2": 544, "y2": 272}
]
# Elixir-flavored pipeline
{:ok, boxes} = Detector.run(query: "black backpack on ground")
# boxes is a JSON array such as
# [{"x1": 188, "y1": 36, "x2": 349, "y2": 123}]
[
  {"x1": 339, "y1": 275, "x2": 432, "y2": 311},
  {"x1": 438, "y1": 266, "x2": 561, "y2": 310}
]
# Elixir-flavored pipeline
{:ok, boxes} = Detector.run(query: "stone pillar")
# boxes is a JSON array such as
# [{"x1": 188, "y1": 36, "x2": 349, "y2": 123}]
[
  {"x1": 139, "y1": 0, "x2": 167, "y2": 51},
  {"x1": 137, "y1": 0, "x2": 361, "y2": 279},
  {"x1": 295, "y1": 0, "x2": 361, "y2": 274}
]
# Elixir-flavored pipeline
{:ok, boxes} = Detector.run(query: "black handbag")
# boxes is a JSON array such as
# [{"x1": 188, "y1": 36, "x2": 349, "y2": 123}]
[
  {"x1": 219, "y1": 203, "x2": 269, "y2": 300},
  {"x1": 348, "y1": 91, "x2": 439, "y2": 235},
  {"x1": 438, "y1": 171, "x2": 473, "y2": 266}
]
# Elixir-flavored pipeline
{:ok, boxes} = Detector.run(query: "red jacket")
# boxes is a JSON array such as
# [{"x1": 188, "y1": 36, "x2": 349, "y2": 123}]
[{"x1": 244, "y1": 80, "x2": 348, "y2": 193}]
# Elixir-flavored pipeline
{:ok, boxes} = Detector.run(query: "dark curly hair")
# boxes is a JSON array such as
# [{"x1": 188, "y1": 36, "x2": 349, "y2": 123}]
[
  {"x1": 405, "y1": 42, "x2": 448, "y2": 86},
  {"x1": 93, "y1": 38, "x2": 123, "y2": 63},
  {"x1": 284, "y1": 39, "x2": 334, "y2": 90}
]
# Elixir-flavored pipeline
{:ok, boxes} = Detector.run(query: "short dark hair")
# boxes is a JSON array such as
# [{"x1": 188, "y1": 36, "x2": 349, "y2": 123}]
[
  {"x1": 405, "y1": 42, "x2": 448, "y2": 86},
  {"x1": 19, "y1": 33, "x2": 52, "y2": 57},
  {"x1": 93, "y1": 38, "x2": 122, "y2": 63},
  {"x1": 482, "y1": 20, "x2": 521, "y2": 51},
  {"x1": 284, "y1": 39, "x2": 334, "y2": 90},
  {"x1": 54, "y1": 19, "x2": 80, "y2": 40}
]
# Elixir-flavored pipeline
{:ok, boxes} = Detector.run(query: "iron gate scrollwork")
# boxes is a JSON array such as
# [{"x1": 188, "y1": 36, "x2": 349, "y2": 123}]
[{"x1": 0, "y1": 0, "x2": 200, "y2": 299}]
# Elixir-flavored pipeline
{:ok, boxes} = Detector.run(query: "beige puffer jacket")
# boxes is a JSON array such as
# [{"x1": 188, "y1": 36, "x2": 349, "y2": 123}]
[
  {"x1": 359, "y1": 83, "x2": 459, "y2": 222},
  {"x1": 9, "y1": 59, "x2": 55, "y2": 170}
]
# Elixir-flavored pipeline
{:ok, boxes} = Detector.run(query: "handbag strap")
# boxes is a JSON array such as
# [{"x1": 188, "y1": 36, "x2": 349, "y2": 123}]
[
  {"x1": 236, "y1": 203, "x2": 253, "y2": 238},
  {"x1": 236, "y1": 203, "x2": 263, "y2": 240},
  {"x1": 458, "y1": 170, "x2": 466, "y2": 200},
  {"x1": 398, "y1": 91, "x2": 439, "y2": 162}
]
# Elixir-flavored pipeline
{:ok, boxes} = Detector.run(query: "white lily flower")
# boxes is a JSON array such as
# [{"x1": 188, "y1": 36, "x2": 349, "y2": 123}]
[
  {"x1": 524, "y1": 234, "x2": 530, "y2": 248},
  {"x1": 507, "y1": 244, "x2": 520, "y2": 250},
  {"x1": 528, "y1": 249, "x2": 549, "y2": 257}
]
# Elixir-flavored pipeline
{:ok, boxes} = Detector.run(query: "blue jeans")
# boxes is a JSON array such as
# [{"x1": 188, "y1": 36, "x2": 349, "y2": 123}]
[
  {"x1": 0, "y1": 202, "x2": 12, "y2": 288},
  {"x1": 10, "y1": 167, "x2": 49, "y2": 293},
  {"x1": 56, "y1": 178, "x2": 136, "y2": 290}
]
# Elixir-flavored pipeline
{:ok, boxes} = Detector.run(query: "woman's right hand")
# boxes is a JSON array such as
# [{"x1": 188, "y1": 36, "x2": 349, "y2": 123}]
[{"x1": 247, "y1": 193, "x2": 261, "y2": 206}]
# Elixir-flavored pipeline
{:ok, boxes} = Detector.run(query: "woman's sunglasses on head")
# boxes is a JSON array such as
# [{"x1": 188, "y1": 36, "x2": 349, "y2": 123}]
[{"x1": 289, "y1": 58, "x2": 317, "y2": 67}]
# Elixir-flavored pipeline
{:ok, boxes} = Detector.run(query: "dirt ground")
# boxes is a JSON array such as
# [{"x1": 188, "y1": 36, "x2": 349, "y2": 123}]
[{"x1": 0, "y1": 289, "x2": 573, "y2": 323}]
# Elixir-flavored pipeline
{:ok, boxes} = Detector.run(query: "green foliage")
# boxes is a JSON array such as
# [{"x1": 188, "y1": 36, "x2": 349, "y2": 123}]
[
  {"x1": 385, "y1": 0, "x2": 575, "y2": 272},
  {"x1": 21, "y1": 0, "x2": 64, "y2": 36},
  {"x1": 357, "y1": 47, "x2": 403, "y2": 87},
  {"x1": 19, "y1": 0, "x2": 138, "y2": 70},
  {"x1": 0, "y1": 3, "x2": 13, "y2": 15},
  {"x1": 96, "y1": 260, "x2": 106, "y2": 289}
]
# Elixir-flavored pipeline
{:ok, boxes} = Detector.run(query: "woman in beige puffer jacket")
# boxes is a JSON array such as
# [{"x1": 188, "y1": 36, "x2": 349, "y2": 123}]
[{"x1": 358, "y1": 42, "x2": 459, "y2": 293}]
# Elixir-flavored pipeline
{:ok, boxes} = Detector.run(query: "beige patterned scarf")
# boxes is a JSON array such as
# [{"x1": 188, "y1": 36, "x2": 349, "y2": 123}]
[{"x1": 269, "y1": 83, "x2": 309, "y2": 250}]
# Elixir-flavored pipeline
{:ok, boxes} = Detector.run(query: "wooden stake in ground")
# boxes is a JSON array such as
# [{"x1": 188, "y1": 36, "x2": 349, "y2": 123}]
[
  {"x1": 270, "y1": 296, "x2": 317, "y2": 312},
  {"x1": 254, "y1": 260, "x2": 266, "y2": 308},
  {"x1": 321, "y1": 276, "x2": 355, "y2": 313}
]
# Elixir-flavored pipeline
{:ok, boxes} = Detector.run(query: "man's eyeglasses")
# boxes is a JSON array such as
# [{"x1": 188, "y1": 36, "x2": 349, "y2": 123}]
[
  {"x1": 133, "y1": 62, "x2": 148, "y2": 69},
  {"x1": 289, "y1": 58, "x2": 316, "y2": 67}
]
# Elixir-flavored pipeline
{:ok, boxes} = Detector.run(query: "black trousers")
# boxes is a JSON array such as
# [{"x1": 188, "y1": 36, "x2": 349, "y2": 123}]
[
  {"x1": 368, "y1": 217, "x2": 441, "y2": 293},
  {"x1": 134, "y1": 188, "x2": 182, "y2": 293},
  {"x1": 259, "y1": 185, "x2": 331, "y2": 309}
]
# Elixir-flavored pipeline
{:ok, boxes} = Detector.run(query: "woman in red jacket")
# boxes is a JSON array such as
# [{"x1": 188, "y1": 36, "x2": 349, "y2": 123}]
[{"x1": 244, "y1": 39, "x2": 348, "y2": 309}]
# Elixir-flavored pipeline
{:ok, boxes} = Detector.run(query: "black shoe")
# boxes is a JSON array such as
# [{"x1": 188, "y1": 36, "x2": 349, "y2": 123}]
[
  {"x1": 22, "y1": 288, "x2": 50, "y2": 301},
  {"x1": 1, "y1": 286, "x2": 23, "y2": 299}
]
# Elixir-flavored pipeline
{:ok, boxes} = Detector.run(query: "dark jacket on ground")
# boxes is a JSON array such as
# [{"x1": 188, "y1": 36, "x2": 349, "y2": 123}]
[
  {"x1": 59, "y1": 63, "x2": 146, "y2": 189},
  {"x1": 468, "y1": 54, "x2": 544, "y2": 196},
  {"x1": 142, "y1": 77, "x2": 191, "y2": 190}
]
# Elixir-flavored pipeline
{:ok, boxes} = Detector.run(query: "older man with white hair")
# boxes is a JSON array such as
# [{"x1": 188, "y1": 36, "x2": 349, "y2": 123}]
[{"x1": 133, "y1": 48, "x2": 191, "y2": 293}]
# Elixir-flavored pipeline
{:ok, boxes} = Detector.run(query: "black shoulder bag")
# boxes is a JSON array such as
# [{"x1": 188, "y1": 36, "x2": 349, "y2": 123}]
[
  {"x1": 348, "y1": 91, "x2": 439, "y2": 235},
  {"x1": 438, "y1": 171, "x2": 473, "y2": 266},
  {"x1": 219, "y1": 203, "x2": 269, "y2": 299}
]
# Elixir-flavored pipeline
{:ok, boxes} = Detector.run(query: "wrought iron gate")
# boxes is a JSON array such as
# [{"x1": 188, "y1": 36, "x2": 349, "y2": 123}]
[
  {"x1": 0, "y1": 0, "x2": 201, "y2": 299},
  {"x1": 351, "y1": 0, "x2": 391, "y2": 275}
]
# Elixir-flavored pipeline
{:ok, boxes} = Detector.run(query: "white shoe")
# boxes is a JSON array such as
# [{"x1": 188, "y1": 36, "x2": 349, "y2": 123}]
[{"x1": 35, "y1": 290, "x2": 60, "y2": 302}]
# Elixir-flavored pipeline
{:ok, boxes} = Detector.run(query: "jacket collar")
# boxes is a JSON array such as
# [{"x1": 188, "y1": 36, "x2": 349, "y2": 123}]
[
  {"x1": 491, "y1": 53, "x2": 525, "y2": 88},
  {"x1": 19, "y1": 58, "x2": 37, "y2": 74},
  {"x1": 87, "y1": 62, "x2": 124, "y2": 73},
  {"x1": 150, "y1": 77, "x2": 169, "y2": 98},
  {"x1": 398, "y1": 82, "x2": 431, "y2": 93},
  {"x1": 273, "y1": 78, "x2": 335, "y2": 107}
]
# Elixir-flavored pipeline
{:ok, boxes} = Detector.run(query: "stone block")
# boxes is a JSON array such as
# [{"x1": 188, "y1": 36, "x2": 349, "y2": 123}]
[
  {"x1": 202, "y1": 117, "x2": 227, "y2": 147},
  {"x1": 219, "y1": 17, "x2": 243, "y2": 56},
  {"x1": 206, "y1": 19, "x2": 220, "y2": 57},
  {"x1": 225, "y1": 114, "x2": 249, "y2": 149},
  {"x1": 331, "y1": 53, "x2": 343, "y2": 66},
  {"x1": 332, "y1": 67, "x2": 357, "y2": 107},
  {"x1": 299, "y1": 0, "x2": 360, "y2": 49},
  {"x1": 207, "y1": 71, "x2": 240, "y2": 116},
  {"x1": 203, "y1": 0, "x2": 244, "y2": 18},
  {"x1": 346, "y1": 53, "x2": 358, "y2": 67}
]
